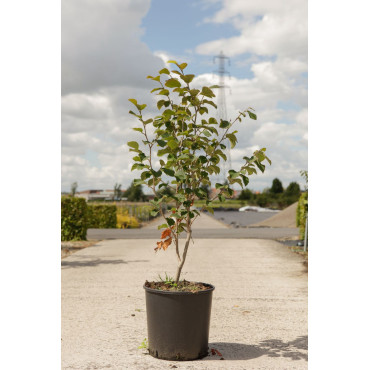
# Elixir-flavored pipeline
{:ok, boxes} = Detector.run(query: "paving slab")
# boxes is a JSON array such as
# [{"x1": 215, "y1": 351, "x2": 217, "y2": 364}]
[{"x1": 62, "y1": 237, "x2": 307, "y2": 369}]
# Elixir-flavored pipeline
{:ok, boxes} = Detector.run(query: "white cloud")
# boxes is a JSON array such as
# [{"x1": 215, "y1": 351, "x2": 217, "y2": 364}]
[
  {"x1": 198, "y1": 0, "x2": 307, "y2": 60},
  {"x1": 62, "y1": 0, "x2": 164, "y2": 95}
]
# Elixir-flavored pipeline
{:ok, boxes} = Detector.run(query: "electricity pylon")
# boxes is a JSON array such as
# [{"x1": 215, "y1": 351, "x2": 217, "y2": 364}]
[{"x1": 213, "y1": 51, "x2": 231, "y2": 183}]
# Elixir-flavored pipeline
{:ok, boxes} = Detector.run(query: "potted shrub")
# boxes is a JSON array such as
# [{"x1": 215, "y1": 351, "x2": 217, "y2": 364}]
[{"x1": 128, "y1": 60, "x2": 270, "y2": 361}]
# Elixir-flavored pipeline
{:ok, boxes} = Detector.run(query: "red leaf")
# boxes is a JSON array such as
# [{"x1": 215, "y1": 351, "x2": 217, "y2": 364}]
[
  {"x1": 161, "y1": 228, "x2": 172, "y2": 239},
  {"x1": 162, "y1": 237, "x2": 172, "y2": 251}
]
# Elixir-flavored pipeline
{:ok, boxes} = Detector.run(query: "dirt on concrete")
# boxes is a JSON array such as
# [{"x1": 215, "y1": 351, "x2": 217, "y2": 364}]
[{"x1": 61, "y1": 240, "x2": 100, "y2": 259}]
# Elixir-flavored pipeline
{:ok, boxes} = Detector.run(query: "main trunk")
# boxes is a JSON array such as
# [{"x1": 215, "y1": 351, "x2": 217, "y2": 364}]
[{"x1": 174, "y1": 230, "x2": 192, "y2": 284}]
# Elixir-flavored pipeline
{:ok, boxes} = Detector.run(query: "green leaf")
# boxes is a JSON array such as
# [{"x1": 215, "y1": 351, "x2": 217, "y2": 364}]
[
  {"x1": 198, "y1": 155, "x2": 207, "y2": 164},
  {"x1": 174, "y1": 170, "x2": 186, "y2": 180},
  {"x1": 200, "y1": 86, "x2": 215, "y2": 98},
  {"x1": 162, "y1": 168, "x2": 175, "y2": 176},
  {"x1": 157, "y1": 139, "x2": 166, "y2": 147},
  {"x1": 167, "y1": 60, "x2": 178, "y2": 65},
  {"x1": 180, "y1": 74, "x2": 195, "y2": 84},
  {"x1": 159, "y1": 68, "x2": 170, "y2": 74},
  {"x1": 199, "y1": 106, "x2": 208, "y2": 115},
  {"x1": 166, "y1": 217, "x2": 175, "y2": 226},
  {"x1": 132, "y1": 127, "x2": 143, "y2": 133},
  {"x1": 246, "y1": 166, "x2": 257, "y2": 175},
  {"x1": 133, "y1": 179, "x2": 145, "y2": 186},
  {"x1": 255, "y1": 161, "x2": 266, "y2": 172},
  {"x1": 147, "y1": 75, "x2": 160, "y2": 82},
  {"x1": 203, "y1": 130, "x2": 211, "y2": 137},
  {"x1": 247, "y1": 110, "x2": 257, "y2": 120},
  {"x1": 157, "y1": 223, "x2": 168, "y2": 230},
  {"x1": 151, "y1": 87, "x2": 162, "y2": 93},
  {"x1": 129, "y1": 110, "x2": 141, "y2": 118},
  {"x1": 131, "y1": 163, "x2": 146, "y2": 171},
  {"x1": 151, "y1": 210, "x2": 159, "y2": 217},
  {"x1": 157, "y1": 148, "x2": 169, "y2": 157},
  {"x1": 241, "y1": 174, "x2": 249, "y2": 186},
  {"x1": 203, "y1": 99, "x2": 217, "y2": 109},
  {"x1": 158, "y1": 89, "x2": 169, "y2": 96},
  {"x1": 226, "y1": 133, "x2": 237, "y2": 148},
  {"x1": 228, "y1": 169, "x2": 239, "y2": 179},
  {"x1": 178, "y1": 62, "x2": 188, "y2": 70},
  {"x1": 163, "y1": 109, "x2": 175, "y2": 117},
  {"x1": 167, "y1": 140, "x2": 179, "y2": 150},
  {"x1": 141, "y1": 171, "x2": 151, "y2": 180},
  {"x1": 165, "y1": 78, "x2": 181, "y2": 88},
  {"x1": 220, "y1": 120, "x2": 230, "y2": 129},
  {"x1": 128, "y1": 98, "x2": 137, "y2": 106},
  {"x1": 151, "y1": 169, "x2": 162, "y2": 178},
  {"x1": 157, "y1": 100, "x2": 166, "y2": 110},
  {"x1": 127, "y1": 141, "x2": 139, "y2": 150}
]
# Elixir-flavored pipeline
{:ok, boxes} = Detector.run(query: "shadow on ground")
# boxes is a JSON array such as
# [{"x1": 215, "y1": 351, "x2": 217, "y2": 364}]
[
  {"x1": 206, "y1": 335, "x2": 307, "y2": 361},
  {"x1": 61, "y1": 255, "x2": 149, "y2": 269}
]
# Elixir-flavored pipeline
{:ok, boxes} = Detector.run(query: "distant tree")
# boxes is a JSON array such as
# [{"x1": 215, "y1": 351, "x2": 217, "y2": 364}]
[
  {"x1": 114, "y1": 183, "x2": 122, "y2": 200},
  {"x1": 270, "y1": 178, "x2": 283, "y2": 194},
  {"x1": 238, "y1": 188, "x2": 253, "y2": 200},
  {"x1": 262, "y1": 187, "x2": 270, "y2": 194},
  {"x1": 71, "y1": 182, "x2": 78, "y2": 197},
  {"x1": 158, "y1": 185, "x2": 174, "y2": 198},
  {"x1": 285, "y1": 182, "x2": 301, "y2": 197},
  {"x1": 256, "y1": 193, "x2": 268, "y2": 207},
  {"x1": 123, "y1": 181, "x2": 147, "y2": 202}
]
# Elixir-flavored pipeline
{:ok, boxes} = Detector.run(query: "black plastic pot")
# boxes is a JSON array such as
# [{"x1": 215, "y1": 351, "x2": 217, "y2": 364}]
[{"x1": 143, "y1": 282, "x2": 215, "y2": 361}]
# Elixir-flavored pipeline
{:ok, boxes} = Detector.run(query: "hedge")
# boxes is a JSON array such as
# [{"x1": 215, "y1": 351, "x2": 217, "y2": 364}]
[
  {"x1": 87, "y1": 204, "x2": 117, "y2": 228},
  {"x1": 296, "y1": 192, "x2": 308, "y2": 240},
  {"x1": 61, "y1": 196, "x2": 88, "y2": 241}
]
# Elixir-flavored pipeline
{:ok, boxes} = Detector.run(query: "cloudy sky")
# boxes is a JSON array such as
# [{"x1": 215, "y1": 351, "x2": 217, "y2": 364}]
[{"x1": 62, "y1": 0, "x2": 307, "y2": 193}]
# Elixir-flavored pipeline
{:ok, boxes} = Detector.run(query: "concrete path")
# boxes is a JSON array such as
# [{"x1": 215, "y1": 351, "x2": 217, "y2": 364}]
[{"x1": 62, "y1": 217, "x2": 307, "y2": 370}]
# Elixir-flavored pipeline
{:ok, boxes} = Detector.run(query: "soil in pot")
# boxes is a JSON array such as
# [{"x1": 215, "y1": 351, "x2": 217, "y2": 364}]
[{"x1": 144, "y1": 280, "x2": 210, "y2": 292}]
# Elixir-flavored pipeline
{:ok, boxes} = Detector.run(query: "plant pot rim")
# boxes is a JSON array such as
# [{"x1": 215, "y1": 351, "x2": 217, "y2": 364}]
[{"x1": 143, "y1": 282, "x2": 215, "y2": 295}]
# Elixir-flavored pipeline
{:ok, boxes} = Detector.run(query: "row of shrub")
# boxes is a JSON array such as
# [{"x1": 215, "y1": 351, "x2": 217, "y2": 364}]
[
  {"x1": 296, "y1": 192, "x2": 308, "y2": 240},
  {"x1": 61, "y1": 196, "x2": 88, "y2": 241},
  {"x1": 62, "y1": 197, "x2": 120, "y2": 241},
  {"x1": 87, "y1": 204, "x2": 117, "y2": 228},
  {"x1": 238, "y1": 190, "x2": 301, "y2": 209}
]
